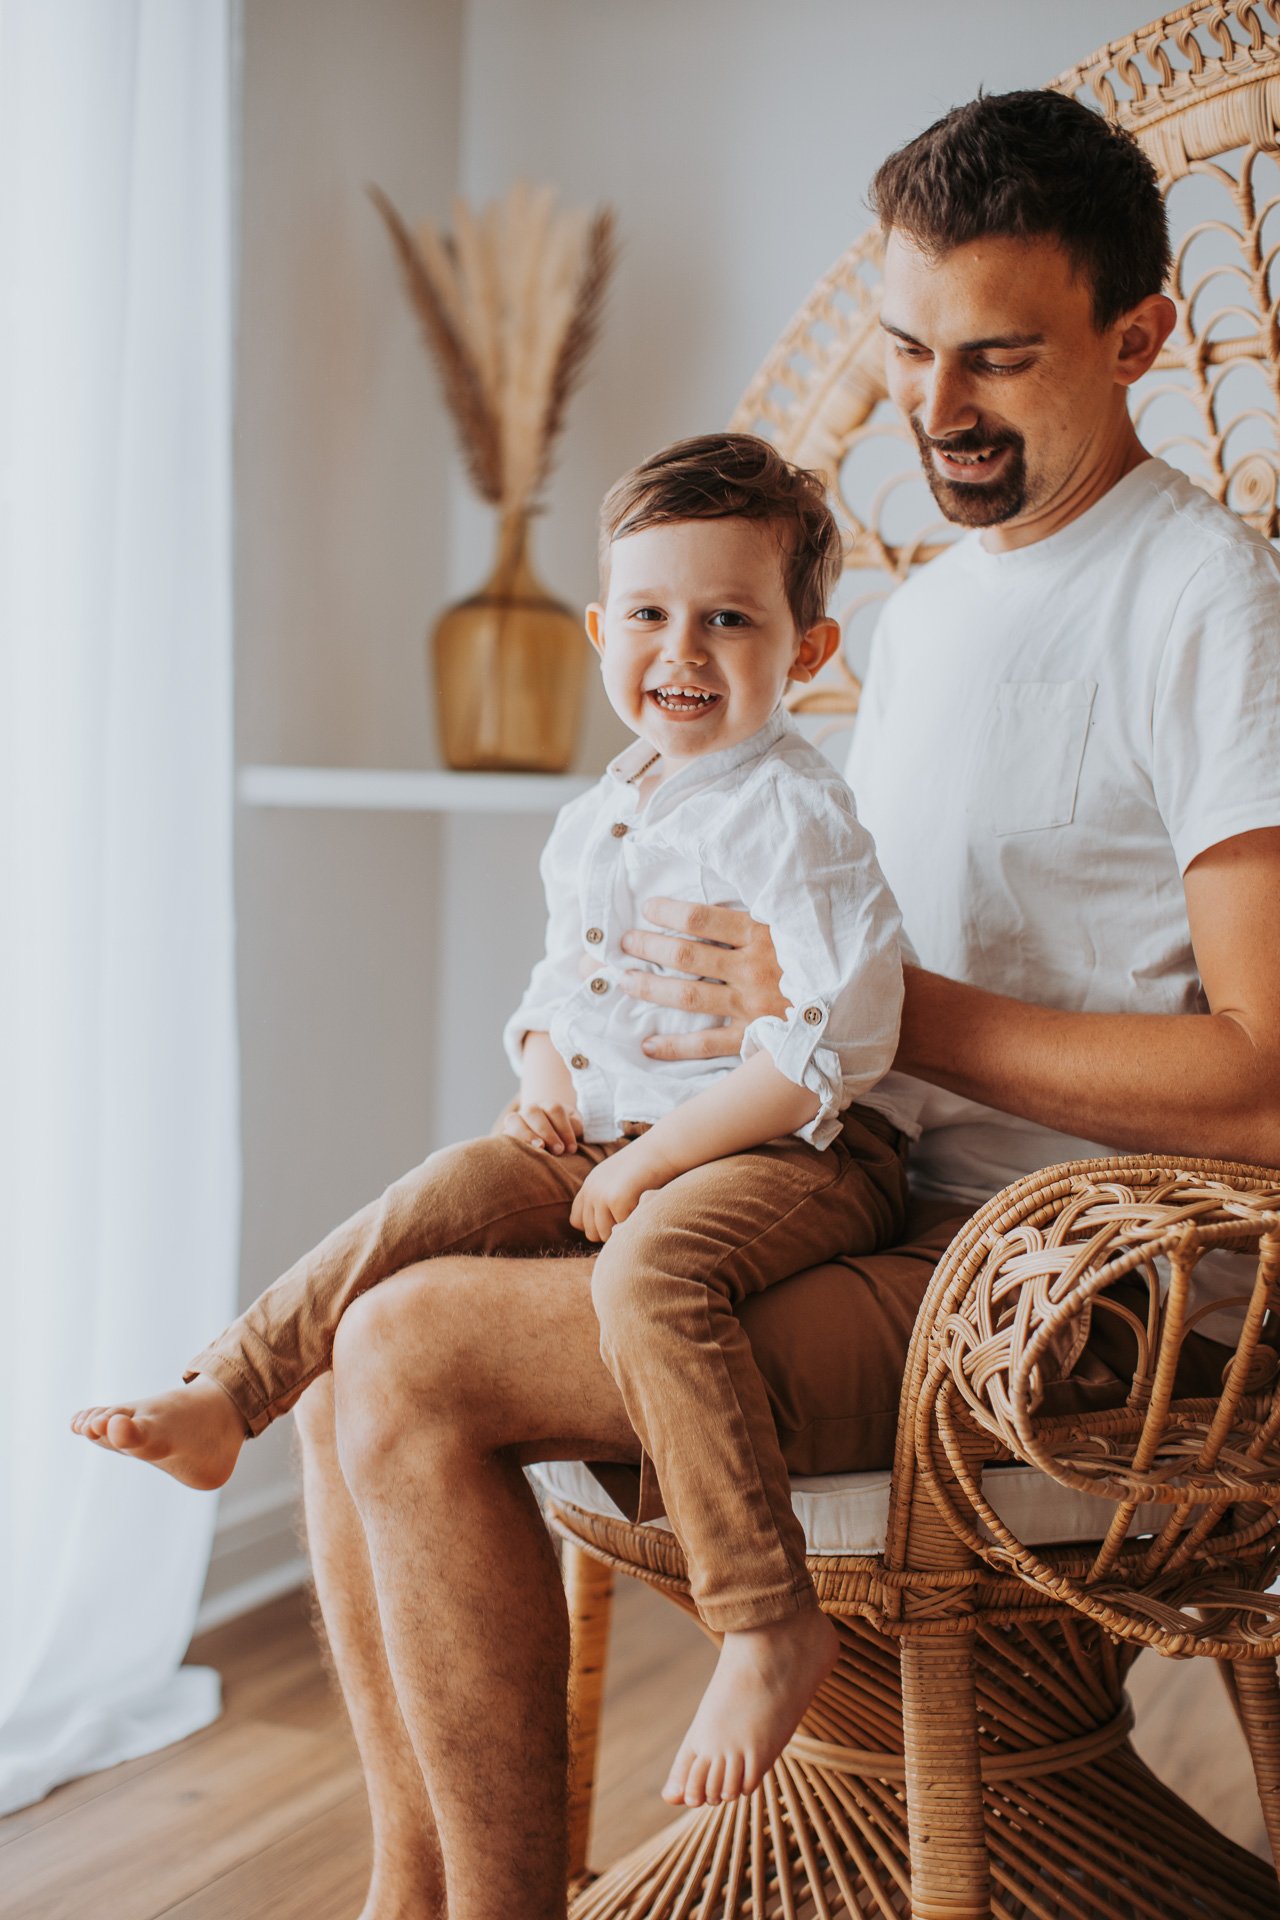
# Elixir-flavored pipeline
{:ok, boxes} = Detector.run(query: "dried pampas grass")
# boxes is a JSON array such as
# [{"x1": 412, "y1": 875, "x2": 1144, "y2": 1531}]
[{"x1": 370, "y1": 180, "x2": 617, "y2": 519}]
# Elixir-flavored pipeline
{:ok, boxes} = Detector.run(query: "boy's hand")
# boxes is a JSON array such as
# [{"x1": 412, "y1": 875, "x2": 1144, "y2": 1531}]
[
  {"x1": 570, "y1": 1157, "x2": 643, "y2": 1243},
  {"x1": 570, "y1": 1147, "x2": 671, "y2": 1243},
  {"x1": 503, "y1": 1101, "x2": 583, "y2": 1155}
]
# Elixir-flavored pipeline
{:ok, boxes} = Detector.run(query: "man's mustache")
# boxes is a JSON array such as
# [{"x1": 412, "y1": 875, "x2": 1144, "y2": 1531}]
[{"x1": 911, "y1": 420, "x2": 1023, "y2": 459}]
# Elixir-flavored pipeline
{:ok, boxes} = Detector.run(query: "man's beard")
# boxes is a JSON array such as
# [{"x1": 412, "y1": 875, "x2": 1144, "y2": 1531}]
[{"x1": 910, "y1": 418, "x2": 1029, "y2": 527}]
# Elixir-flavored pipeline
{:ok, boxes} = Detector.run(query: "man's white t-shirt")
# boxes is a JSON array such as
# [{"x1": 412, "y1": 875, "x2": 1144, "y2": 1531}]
[{"x1": 846, "y1": 457, "x2": 1280, "y2": 1334}]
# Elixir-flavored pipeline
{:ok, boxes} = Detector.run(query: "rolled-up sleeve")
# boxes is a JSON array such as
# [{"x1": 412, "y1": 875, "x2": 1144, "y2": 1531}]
[
  {"x1": 707, "y1": 765, "x2": 904, "y2": 1147},
  {"x1": 501, "y1": 789, "x2": 597, "y2": 1077}
]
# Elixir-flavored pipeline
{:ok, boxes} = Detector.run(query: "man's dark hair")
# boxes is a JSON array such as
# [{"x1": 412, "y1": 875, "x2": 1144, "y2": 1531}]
[
  {"x1": 598, "y1": 433, "x2": 842, "y2": 633},
  {"x1": 869, "y1": 89, "x2": 1171, "y2": 328}
]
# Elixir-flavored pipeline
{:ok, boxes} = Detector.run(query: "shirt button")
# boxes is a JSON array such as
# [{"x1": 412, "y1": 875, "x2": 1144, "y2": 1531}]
[
  {"x1": 585, "y1": 926, "x2": 604, "y2": 945},
  {"x1": 589, "y1": 976, "x2": 609, "y2": 995},
  {"x1": 610, "y1": 821, "x2": 628, "y2": 838},
  {"x1": 802, "y1": 1004, "x2": 824, "y2": 1026},
  {"x1": 570, "y1": 1053, "x2": 589, "y2": 1070}
]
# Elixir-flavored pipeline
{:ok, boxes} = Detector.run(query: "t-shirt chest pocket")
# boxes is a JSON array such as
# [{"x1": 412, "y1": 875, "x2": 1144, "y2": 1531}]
[{"x1": 978, "y1": 679, "x2": 1097, "y2": 836}]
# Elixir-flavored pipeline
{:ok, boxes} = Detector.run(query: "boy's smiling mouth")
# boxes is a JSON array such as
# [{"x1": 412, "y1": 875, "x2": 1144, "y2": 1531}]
[{"x1": 648, "y1": 685, "x2": 722, "y2": 714}]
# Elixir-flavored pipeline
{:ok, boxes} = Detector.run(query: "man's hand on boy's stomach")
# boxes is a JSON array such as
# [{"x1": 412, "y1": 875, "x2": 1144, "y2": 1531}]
[{"x1": 618, "y1": 897, "x2": 787, "y2": 1061}]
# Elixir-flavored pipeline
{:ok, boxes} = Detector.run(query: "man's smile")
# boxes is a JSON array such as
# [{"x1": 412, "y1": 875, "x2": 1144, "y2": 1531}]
[
  {"x1": 930, "y1": 441, "x2": 1012, "y2": 483},
  {"x1": 909, "y1": 416, "x2": 1029, "y2": 525}
]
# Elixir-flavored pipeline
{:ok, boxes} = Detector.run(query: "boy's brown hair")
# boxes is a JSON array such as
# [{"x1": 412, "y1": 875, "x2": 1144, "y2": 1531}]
[{"x1": 598, "y1": 433, "x2": 843, "y2": 633}]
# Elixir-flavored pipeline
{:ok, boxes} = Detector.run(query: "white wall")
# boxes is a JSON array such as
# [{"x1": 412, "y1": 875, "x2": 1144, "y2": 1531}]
[
  {"x1": 430, "y1": 0, "x2": 1132, "y2": 1143},
  {"x1": 452, "y1": 0, "x2": 1128, "y2": 611},
  {"x1": 206, "y1": 0, "x2": 1143, "y2": 1620},
  {"x1": 201, "y1": 0, "x2": 464, "y2": 1624}
]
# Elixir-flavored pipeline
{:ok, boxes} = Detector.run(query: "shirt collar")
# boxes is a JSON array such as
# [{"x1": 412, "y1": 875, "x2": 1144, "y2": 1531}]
[{"x1": 605, "y1": 706, "x2": 793, "y2": 806}]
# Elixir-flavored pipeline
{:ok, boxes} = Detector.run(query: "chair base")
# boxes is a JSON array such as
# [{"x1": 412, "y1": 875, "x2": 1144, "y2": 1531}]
[
  {"x1": 569, "y1": 1742, "x2": 1278, "y2": 1919},
  {"x1": 551, "y1": 1508, "x2": 1278, "y2": 1920}
]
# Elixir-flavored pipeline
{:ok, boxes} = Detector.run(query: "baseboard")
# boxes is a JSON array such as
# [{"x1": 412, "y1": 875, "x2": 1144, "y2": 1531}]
[{"x1": 195, "y1": 1482, "x2": 310, "y2": 1633}]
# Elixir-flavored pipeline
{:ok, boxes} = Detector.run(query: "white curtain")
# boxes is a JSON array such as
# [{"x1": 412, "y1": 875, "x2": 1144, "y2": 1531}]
[{"x1": 0, "y1": 0, "x2": 238, "y2": 1815}]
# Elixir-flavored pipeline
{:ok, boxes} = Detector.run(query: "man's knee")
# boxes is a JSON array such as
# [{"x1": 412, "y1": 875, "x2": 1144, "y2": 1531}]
[
  {"x1": 332, "y1": 1281, "x2": 423, "y2": 1468},
  {"x1": 293, "y1": 1371, "x2": 337, "y2": 1454},
  {"x1": 330, "y1": 1264, "x2": 484, "y2": 1487}
]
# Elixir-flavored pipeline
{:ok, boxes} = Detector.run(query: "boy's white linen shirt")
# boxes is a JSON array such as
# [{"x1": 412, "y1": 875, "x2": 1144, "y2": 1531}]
[{"x1": 504, "y1": 707, "x2": 921, "y2": 1148}]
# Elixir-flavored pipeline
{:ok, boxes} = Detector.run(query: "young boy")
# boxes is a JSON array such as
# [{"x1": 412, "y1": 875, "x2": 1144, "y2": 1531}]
[{"x1": 72, "y1": 433, "x2": 921, "y2": 1809}]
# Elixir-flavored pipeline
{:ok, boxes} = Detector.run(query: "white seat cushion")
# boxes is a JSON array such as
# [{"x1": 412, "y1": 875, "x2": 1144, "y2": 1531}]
[{"x1": 529, "y1": 1458, "x2": 1167, "y2": 1556}]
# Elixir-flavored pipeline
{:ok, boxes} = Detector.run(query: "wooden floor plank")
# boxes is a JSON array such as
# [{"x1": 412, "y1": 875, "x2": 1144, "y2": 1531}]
[
  {"x1": 154, "y1": 1790, "x2": 372, "y2": 1920},
  {"x1": 0, "y1": 1571, "x2": 1269, "y2": 1920},
  {"x1": 3, "y1": 1719, "x2": 360, "y2": 1920}
]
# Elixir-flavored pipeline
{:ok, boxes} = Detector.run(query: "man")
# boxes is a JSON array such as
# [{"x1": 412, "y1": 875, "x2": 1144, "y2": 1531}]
[{"x1": 299, "y1": 91, "x2": 1280, "y2": 1920}]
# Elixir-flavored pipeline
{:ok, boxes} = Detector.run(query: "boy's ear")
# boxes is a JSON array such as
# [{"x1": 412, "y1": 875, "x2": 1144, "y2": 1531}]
[
  {"x1": 789, "y1": 617, "x2": 841, "y2": 685},
  {"x1": 584, "y1": 604, "x2": 606, "y2": 658}
]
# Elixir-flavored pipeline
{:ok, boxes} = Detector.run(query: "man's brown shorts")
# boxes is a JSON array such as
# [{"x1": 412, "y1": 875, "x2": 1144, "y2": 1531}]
[{"x1": 590, "y1": 1188, "x2": 1241, "y2": 1517}]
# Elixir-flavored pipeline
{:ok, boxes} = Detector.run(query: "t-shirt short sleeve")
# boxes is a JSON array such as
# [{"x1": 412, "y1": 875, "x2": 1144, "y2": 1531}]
[{"x1": 1152, "y1": 541, "x2": 1280, "y2": 874}]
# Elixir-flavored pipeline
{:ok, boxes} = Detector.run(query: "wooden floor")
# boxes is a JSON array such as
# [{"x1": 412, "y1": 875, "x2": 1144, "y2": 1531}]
[{"x1": 1, "y1": 1574, "x2": 1270, "y2": 1919}]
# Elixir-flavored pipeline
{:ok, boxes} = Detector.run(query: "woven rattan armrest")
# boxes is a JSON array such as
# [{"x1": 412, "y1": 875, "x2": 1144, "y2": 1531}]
[{"x1": 885, "y1": 1155, "x2": 1280, "y2": 1656}]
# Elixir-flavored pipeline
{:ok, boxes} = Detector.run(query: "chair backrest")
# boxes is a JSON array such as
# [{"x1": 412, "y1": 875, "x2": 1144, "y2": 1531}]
[{"x1": 730, "y1": 0, "x2": 1280, "y2": 739}]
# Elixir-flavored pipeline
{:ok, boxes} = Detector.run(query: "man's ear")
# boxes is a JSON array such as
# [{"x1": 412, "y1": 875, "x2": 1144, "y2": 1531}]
[
  {"x1": 585, "y1": 604, "x2": 606, "y2": 659},
  {"x1": 789, "y1": 617, "x2": 841, "y2": 684},
  {"x1": 1114, "y1": 292, "x2": 1177, "y2": 389}
]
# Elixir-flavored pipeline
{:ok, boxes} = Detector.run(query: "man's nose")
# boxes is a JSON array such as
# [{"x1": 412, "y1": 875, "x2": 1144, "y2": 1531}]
[{"x1": 917, "y1": 363, "x2": 978, "y2": 441}]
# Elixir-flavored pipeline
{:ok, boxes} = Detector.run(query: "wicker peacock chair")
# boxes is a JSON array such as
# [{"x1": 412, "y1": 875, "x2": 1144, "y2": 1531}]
[{"x1": 533, "y1": 7, "x2": 1280, "y2": 1915}]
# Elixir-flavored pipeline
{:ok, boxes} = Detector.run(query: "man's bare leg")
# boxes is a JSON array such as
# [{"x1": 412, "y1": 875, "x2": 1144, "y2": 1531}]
[
  {"x1": 331, "y1": 1253, "x2": 641, "y2": 1920},
  {"x1": 294, "y1": 1375, "x2": 447, "y2": 1920}
]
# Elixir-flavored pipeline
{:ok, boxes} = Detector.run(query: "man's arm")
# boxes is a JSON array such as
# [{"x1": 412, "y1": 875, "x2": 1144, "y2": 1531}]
[
  {"x1": 897, "y1": 826, "x2": 1280, "y2": 1166},
  {"x1": 620, "y1": 827, "x2": 1280, "y2": 1167}
]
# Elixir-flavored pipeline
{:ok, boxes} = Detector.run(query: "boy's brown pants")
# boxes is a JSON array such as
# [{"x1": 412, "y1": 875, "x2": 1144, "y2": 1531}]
[{"x1": 187, "y1": 1105, "x2": 909, "y2": 1632}]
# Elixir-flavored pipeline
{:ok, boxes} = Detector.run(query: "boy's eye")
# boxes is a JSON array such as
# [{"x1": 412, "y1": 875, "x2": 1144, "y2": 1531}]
[
  {"x1": 709, "y1": 610, "x2": 749, "y2": 628},
  {"x1": 629, "y1": 606, "x2": 664, "y2": 622}
]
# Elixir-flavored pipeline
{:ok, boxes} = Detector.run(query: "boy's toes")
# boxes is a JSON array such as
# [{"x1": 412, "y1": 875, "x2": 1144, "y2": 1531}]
[
  {"x1": 661, "y1": 1745, "x2": 694, "y2": 1806},
  {"x1": 720, "y1": 1750, "x2": 746, "y2": 1802},
  {"x1": 104, "y1": 1411, "x2": 147, "y2": 1451},
  {"x1": 682, "y1": 1754, "x2": 712, "y2": 1807},
  {"x1": 71, "y1": 1404, "x2": 148, "y2": 1452},
  {"x1": 703, "y1": 1755, "x2": 726, "y2": 1805}
]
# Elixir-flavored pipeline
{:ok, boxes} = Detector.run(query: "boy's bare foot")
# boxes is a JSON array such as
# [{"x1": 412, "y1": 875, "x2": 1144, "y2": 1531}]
[
  {"x1": 69, "y1": 1375, "x2": 248, "y2": 1490},
  {"x1": 661, "y1": 1606, "x2": 839, "y2": 1808}
]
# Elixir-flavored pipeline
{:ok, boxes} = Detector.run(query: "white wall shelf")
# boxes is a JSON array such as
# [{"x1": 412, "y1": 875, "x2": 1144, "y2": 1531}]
[{"x1": 237, "y1": 765, "x2": 592, "y2": 814}]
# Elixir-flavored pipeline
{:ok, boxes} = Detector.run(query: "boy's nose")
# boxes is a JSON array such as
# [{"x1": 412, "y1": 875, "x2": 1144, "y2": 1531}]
[{"x1": 660, "y1": 623, "x2": 707, "y2": 667}]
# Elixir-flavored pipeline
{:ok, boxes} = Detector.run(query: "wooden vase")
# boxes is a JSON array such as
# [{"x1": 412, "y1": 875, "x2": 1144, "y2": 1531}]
[{"x1": 432, "y1": 513, "x2": 587, "y2": 773}]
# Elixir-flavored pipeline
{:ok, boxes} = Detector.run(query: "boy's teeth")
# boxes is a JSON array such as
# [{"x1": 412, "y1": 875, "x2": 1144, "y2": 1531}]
[{"x1": 653, "y1": 687, "x2": 716, "y2": 709}]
